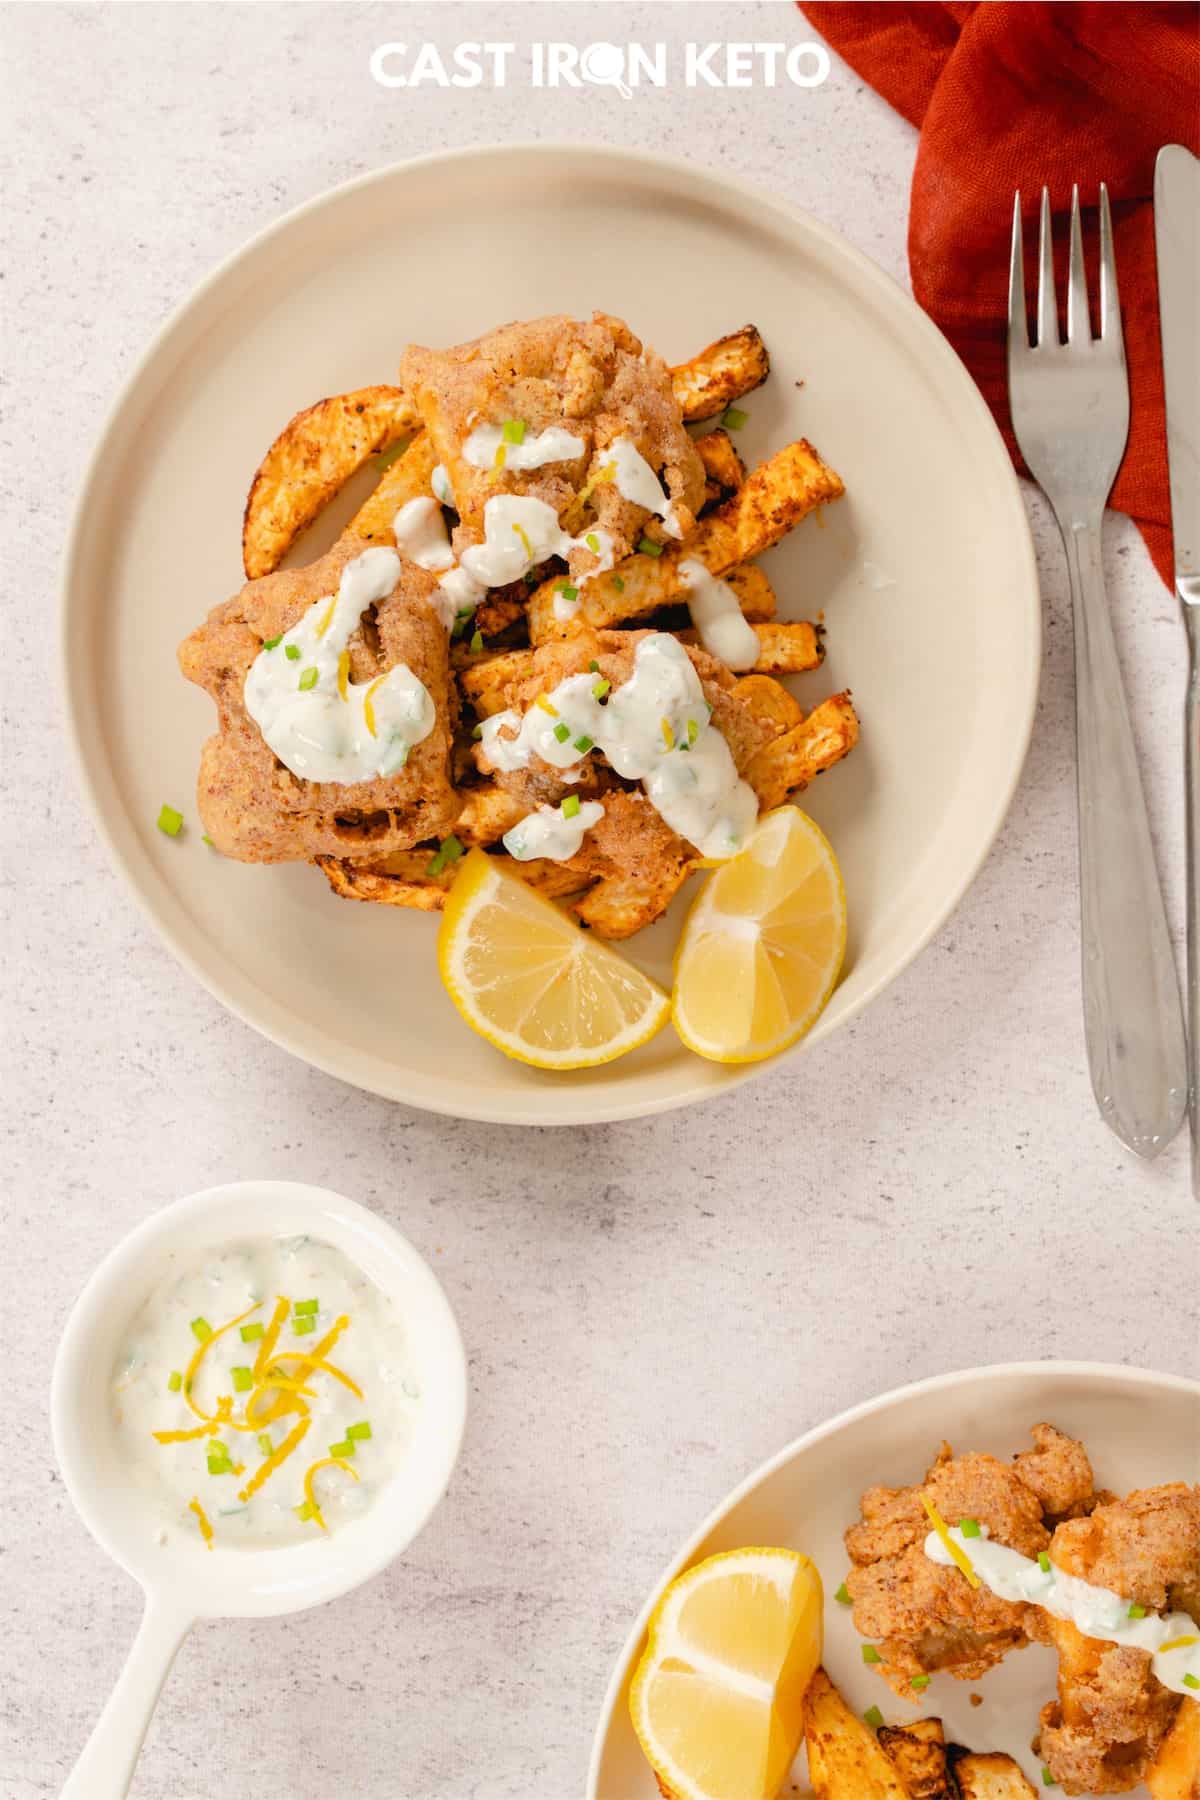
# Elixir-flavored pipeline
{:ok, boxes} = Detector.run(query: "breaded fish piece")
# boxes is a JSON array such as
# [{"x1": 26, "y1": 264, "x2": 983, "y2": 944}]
[
  {"x1": 179, "y1": 539, "x2": 459, "y2": 862},
  {"x1": 1013, "y1": 1422, "x2": 1099, "y2": 1524}
]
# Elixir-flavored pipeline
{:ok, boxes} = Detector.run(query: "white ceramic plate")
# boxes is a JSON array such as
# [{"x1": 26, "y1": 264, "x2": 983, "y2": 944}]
[
  {"x1": 589, "y1": 1362, "x2": 1200, "y2": 1799},
  {"x1": 62, "y1": 144, "x2": 1039, "y2": 1124}
]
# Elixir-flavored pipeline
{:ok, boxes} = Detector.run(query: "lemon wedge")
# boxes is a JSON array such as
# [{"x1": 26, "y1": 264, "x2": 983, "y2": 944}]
[
  {"x1": 629, "y1": 1547, "x2": 823, "y2": 1800},
  {"x1": 437, "y1": 849, "x2": 670, "y2": 1069},
  {"x1": 672, "y1": 807, "x2": 846, "y2": 1063}
]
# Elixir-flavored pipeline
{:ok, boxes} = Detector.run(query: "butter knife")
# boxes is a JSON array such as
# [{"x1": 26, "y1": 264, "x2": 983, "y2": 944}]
[{"x1": 1154, "y1": 144, "x2": 1200, "y2": 1194}]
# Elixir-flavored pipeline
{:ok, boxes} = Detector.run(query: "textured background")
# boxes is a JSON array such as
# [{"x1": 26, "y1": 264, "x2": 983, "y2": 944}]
[{"x1": 2, "y1": 5, "x2": 1196, "y2": 1798}]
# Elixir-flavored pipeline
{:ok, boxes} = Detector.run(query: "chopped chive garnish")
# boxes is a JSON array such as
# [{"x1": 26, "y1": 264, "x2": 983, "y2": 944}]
[
  {"x1": 1184, "y1": 1673, "x2": 1199, "y2": 1689},
  {"x1": 1038, "y1": 1551, "x2": 1052, "y2": 1573},
  {"x1": 834, "y1": 1582, "x2": 851, "y2": 1606},
  {"x1": 257, "y1": 1433, "x2": 273, "y2": 1456},
  {"x1": 451, "y1": 611, "x2": 469, "y2": 639},
  {"x1": 202, "y1": 835, "x2": 214, "y2": 847},
  {"x1": 207, "y1": 1453, "x2": 233, "y2": 1476},
  {"x1": 347, "y1": 1421, "x2": 372, "y2": 1441},
  {"x1": 240, "y1": 1322, "x2": 264, "y2": 1343},
  {"x1": 501, "y1": 418, "x2": 526, "y2": 445},
  {"x1": 167, "y1": 1371, "x2": 182, "y2": 1393},
  {"x1": 298, "y1": 667, "x2": 318, "y2": 690},
  {"x1": 263, "y1": 634, "x2": 283, "y2": 651},
  {"x1": 863, "y1": 1706, "x2": 884, "y2": 1729},
  {"x1": 295, "y1": 1500, "x2": 316, "y2": 1521},
  {"x1": 1128, "y1": 1603, "x2": 1147, "y2": 1620},
  {"x1": 1042, "y1": 1771, "x2": 1056, "y2": 1788},
  {"x1": 556, "y1": 582, "x2": 578, "y2": 603},
  {"x1": 959, "y1": 1518, "x2": 981, "y2": 1539},
  {"x1": 638, "y1": 537, "x2": 663, "y2": 557},
  {"x1": 573, "y1": 735, "x2": 594, "y2": 753},
  {"x1": 231, "y1": 1365, "x2": 253, "y2": 1392},
  {"x1": 862, "y1": 1644, "x2": 881, "y2": 1664},
  {"x1": 687, "y1": 718, "x2": 699, "y2": 745},
  {"x1": 428, "y1": 835, "x2": 464, "y2": 877},
  {"x1": 330, "y1": 1439, "x2": 355, "y2": 1459},
  {"x1": 721, "y1": 405, "x2": 748, "y2": 430},
  {"x1": 705, "y1": 699, "x2": 714, "y2": 717},
  {"x1": 190, "y1": 1317, "x2": 213, "y2": 1343},
  {"x1": 588, "y1": 659, "x2": 600, "y2": 672},
  {"x1": 553, "y1": 722, "x2": 571, "y2": 744},
  {"x1": 156, "y1": 804, "x2": 183, "y2": 838},
  {"x1": 294, "y1": 1299, "x2": 319, "y2": 1316},
  {"x1": 592, "y1": 678, "x2": 611, "y2": 701},
  {"x1": 471, "y1": 721, "x2": 483, "y2": 739},
  {"x1": 285, "y1": 644, "x2": 301, "y2": 661},
  {"x1": 585, "y1": 533, "x2": 601, "y2": 553},
  {"x1": 561, "y1": 794, "x2": 581, "y2": 819},
  {"x1": 470, "y1": 629, "x2": 484, "y2": 654},
  {"x1": 292, "y1": 1316, "x2": 316, "y2": 1335},
  {"x1": 612, "y1": 575, "x2": 625, "y2": 592},
  {"x1": 910, "y1": 1674, "x2": 930, "y2": 1691}
]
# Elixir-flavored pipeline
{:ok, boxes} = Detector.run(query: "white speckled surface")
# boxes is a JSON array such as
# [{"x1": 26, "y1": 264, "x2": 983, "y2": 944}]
[{"x1": 2, "y1": 6, "x2": 1196, "y2": 1798}]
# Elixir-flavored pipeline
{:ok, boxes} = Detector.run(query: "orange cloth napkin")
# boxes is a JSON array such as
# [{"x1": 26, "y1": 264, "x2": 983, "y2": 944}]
[{"x1": 799, "y1": 1, "x2": 1200, "y2": 586}]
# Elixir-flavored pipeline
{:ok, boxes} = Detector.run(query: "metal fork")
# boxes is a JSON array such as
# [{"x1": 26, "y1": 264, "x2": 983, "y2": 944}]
[{"x1": 1008, "y1": 185, "x2": 1187, "y2": 1157}]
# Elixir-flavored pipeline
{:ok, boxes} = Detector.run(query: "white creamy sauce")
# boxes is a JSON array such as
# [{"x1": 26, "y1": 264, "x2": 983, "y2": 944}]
[
  {"x1": 430, "y1": 463, "x2": 456, "y2": 508},
  {"x1": 925, "y1": 1525, "x2": 1200, "y2": 1697},
  {"x1": 463, "y1": 422, "x2": 586, "y2": 471},
  {"x1": 460, "y1": 494, "x2": 572, "y2": 590},
  {"x1": 503, "y1": 799, "x2": 605, "y2": 863},
  {"x1": 111, "y1": 1236, "x2": 420, "y2": 1551},
  {"x1": 480, "y1": 634, "x2": 758, "y2": 861},
  {"x1": 243, "y1": 547, "x2": 434, "y2": 783},
  {"x1": 598, "y1": 437, "x2": 681, "y2": 540},
  {"x1": 679, "y1": 557, "x2": 759, "y2": 671},
  {"x1": 392, "y1": 497, "x2": 454, "y2": 571}
]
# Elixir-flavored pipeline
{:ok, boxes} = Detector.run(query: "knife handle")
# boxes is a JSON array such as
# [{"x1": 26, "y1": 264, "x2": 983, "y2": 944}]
[
  {"x1": 1066, "y1": 518, "x2": 1188, "y2": 1156},
  {"x1": 1181, "y1": 587, "x2": 1200, "y2": 1196}
]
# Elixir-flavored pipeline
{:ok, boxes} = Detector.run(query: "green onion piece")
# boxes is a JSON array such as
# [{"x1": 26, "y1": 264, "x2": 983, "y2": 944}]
[
  {"x1": 202, "y1": 835, "x2": 215, "y2": 848},
  {"x1": 207, "y1": 1454, "x2": 233, "y2": 1476},
  {"x1": 257, "y1": 1433, "x2": 273, "y2": 1456},
  {"x1": 834, "y1": 1582, "x2": 851, "y2": 1606},
  {"x1": 156, "y1": 804, "x2": 183, "y2": 838},
  {"x1": 191, "y1": 1317, "x2": 213, "y2": 1343},
  {"x1": 240, "y1": 1322, "x2": 264, "y2": 1343},
  {"x1": 588, "y1": 659, "x2": 600, "y2": 672},
  {"x1": 687, "y1": 718, "x2": 699, "y2": 746},
  {"x1": 585, "y1": 533, "x2": 601, "y2": 553},
  {"x1": 501, "y1": 418, "x2": 526, "y2": 445},
  {"x1": 1038, "y1": 1551, "x2": 1052, "y2": 1574},
  {"x1": 329, "y1": 1440, "x2": 354, "y2": 1459},
  {"x1": 472, "y1": 722, "x2": 484, "y2": 740},
  {"x1": 292, "y1": 1316, "x2": 316, "y2": 1336},
  {"x1": 470, "y1": 629, "x2": 484, "y2": 654},
  {"x1": 231, "y1": 1365, "x2": 253, "y2": 1393},
  {"x1": 557, "y1": 582, "x2": 578, "y2": 603},
  {"x1": 451, "y1": 612, "x2": 469, "y2": 639},
  {"x1": 561, "y1": 794, "x2": 581, "y2": 820},
  {"x1": 612, "y1": 576, "x2": 625, "y2": 592},
  {"x1": 285, "y1": 644, "x2": 301, "y2": 661},
  {"x1": 1128, "y1": 1603, "x2": 1147, "y2": 1620},
  {"x1": 1184, "y1": 1673, "x2": 1199, "y2": 1690},
  {"x1": 295, "y1": 1500, "x2": 315, "y2": 1521},
  {"x1": 347, "y1": 1421, "x2": 373, "y2": 1441},
  {"x1": 428, "y1": 835, "x2": 465, "y2": 877},
  {"x1": 1042, "y1": 1770, "x2": 1056, "y2": 1788},
  {"x1": 294, "y1": 1299, "x2": 319, "y2": 1316},
  {"x1": 573, "y1": 735, "x2": 594, "y2": 753},
  {"x1": 721, "y1": 406, "x2": 749, "y2": 430},
  {"x1": 298, "y1": 667, "x2": 318, "y2": 690},
  {"x1": 592, "y1": 678, "x2": 611, "y2": 701},
  {"x1": 168, "y1": 1371, "x2": 182, "y2": 1393},
  {"x1": 862, "y1": 1644, "x2": 881, "y2": 1664},
  {"x1": 863, "y1": 1706, "x2": 884, "y2": 1730},
  {"x1": 959, "y1": 1518, "x2": 981, "y2": 1539},
  {"x1": 553, "y1": 722, "x2": 571, "y2": 744},
  {"x1": 262, "y1": 635, "x2": 283, "y2": 651},
  {"x1": 637, "y1": 537, "x2": 663, "y2": 557},
  {"x1": 705, "y1": 700, "x2": 714, "y2": 717},
  {"x1": 910, "y1": 1674, "x2": 930, "y2": 1691}
]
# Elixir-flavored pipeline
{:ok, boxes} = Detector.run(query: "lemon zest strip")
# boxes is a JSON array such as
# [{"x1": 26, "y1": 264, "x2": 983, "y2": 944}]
[
  {"x1": 253, "y1": 1297, "x2": 290, "y2": 1382},
  {"x1": 237, "y1": 1415, "x2": 311, "y2": 1504},
  {"x1": 154, "y1": 1394, "x2": 233, "y2": 1444},
  {"x1": 921, "y1": 1494, "x2": 980, "y2": 1589},
  {"x1": 314, "y1": 596, "x2": 337, "y2": 640},
  {"x1": 363, "y1": 675, "x2": 387, "y2": 739},
  {"x1": 233, "y1": 1378, "x2": 317, "y2": 1432},
  {"x1": 182, "y1": 1305, "x2": 261, "y2": 1423},
  {"x1": 189, "y1": 1497, "x2": 214, "y2": 1551},
  {"x1": 494, "y1": 444, "x2": 507, "y2": 471},
  {"x1": 302, "y1": 1455, "x2": 359, "y2": 1533},
  {"x1": 511, "y1": 522, "x2": 532, "y2": 560},
  {"x1": 1160, "y1": 1634, "x2": 1199, "y2": 1653},
  {"x1": 265, "y1": 1354, "x2": 362, "y2": 1400},
  {"x1": 337, "y1": 649, "x2": 350, "y2": 702}
]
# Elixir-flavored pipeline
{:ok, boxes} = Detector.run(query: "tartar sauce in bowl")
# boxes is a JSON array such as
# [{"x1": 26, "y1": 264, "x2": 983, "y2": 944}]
[{"x1": 111, "y1": 1236, "x2": 420, "y2": 1552}]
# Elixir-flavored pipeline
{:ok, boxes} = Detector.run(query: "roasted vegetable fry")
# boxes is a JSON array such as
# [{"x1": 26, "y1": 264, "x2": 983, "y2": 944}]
[
  {"x1": 242, "y1": 385, "x2": 420, "y2": 577},
  {"x1": 947, "y1": 1749, "x2": 1038, "y2": 1798},
  {"x1": 670, "y1": 324, "x2": 770, "y2": 420},
  {"x1": 675, "y1": 619, "x2": 823, "y2": 673},
  {"x1": 743, "y1": 692, "x2": 860, "y2": 810},
  {"x1": 341, "y1": 430, "x2": 439, "y2": 547},
  {"x1": 1146, "y1": 1699, "x2": 1200, "y2": 1799},
  {"x1": 316, "y1": 848, "x2": 589, "y2": 911},
  {"x1": 804, "y1": 1667, "x2": 910, "y2": 1798},
  {"x1": 878, "y1": 1718, "x2": 956, "y2": 1799},
  {"x1": 527, "y1": 439, "x2": 845, "y2": 642},
  {"x1": 695, "y1": 425, "x2": 747, "y2": 505},
  {"x1": 571, "y1": 859, "x2": 695, "y2": 939}
]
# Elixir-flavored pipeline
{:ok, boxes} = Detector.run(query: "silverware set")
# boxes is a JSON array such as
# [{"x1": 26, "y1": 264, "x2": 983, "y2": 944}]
[{"x1": 1006, "y1": 150, "x2": 1199, "y2": 1182}]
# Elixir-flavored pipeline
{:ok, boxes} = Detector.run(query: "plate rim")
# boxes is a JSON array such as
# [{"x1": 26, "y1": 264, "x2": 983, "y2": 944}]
[
  {"x1": 59, "y1": 140, "x2": 1041, "y2": 1126},
  {"x1": 586, "y1": 1357, "x2": 1200, "y2": 1797}
]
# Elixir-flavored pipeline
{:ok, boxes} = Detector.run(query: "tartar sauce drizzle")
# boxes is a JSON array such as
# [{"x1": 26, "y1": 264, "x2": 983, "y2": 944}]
[
  {"x1": 481, "y1": 634, "x2": 758, "y2": 861},
  {"x1": 598, "y1": 437, "x2": 683, "y2": 539},
  {"x1": 243, "y1": 547, "x2": 435, "y2": 783},
  {"x1": 503, "y1": 800, "x2": 605, "y2": 862},
  {"x1": 392, "y1": 497, "x2": 455, "y2": 572},
  {"x1": 463, "y1": 423, "x2": 586, "y2": 471},
  {"x1": 679, "y1": 557, "x2": 759, "y2": 671},
  {"x1": 925, "y1": 1525, "x2": 1200, "y2": 1697}
]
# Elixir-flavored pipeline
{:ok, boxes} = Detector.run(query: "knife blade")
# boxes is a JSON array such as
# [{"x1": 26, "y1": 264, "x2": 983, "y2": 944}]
[{"x1": 1155, "y1": 145, "x2": 1199, "y2": 596}]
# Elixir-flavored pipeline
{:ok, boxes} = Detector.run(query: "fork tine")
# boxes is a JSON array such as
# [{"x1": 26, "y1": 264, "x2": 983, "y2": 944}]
[
  {"x1": 1036, "y1": 187, "x2": 1058, "y2": 347},
  {"x1": 1098, "y1": 182, "x2": 1124, "y2": 349},
  {"x1": 1008, "y1": 191, "x2": 1028, "y2": 350},
  {"x1": 1066, "y1": 184, "x2": 1090, "y2": 343}
]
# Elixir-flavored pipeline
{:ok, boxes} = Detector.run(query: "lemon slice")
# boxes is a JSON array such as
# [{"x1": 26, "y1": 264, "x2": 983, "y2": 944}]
[
  {"x1": 437, "y1": 849, "x2": 670, "y2": 1069},
  {"x1": 672, "y1": 807, "x2": 846, "y2": 1063},
  {"x1": 629, "y1": 1547, "x2": 823, "y2": 1800}
]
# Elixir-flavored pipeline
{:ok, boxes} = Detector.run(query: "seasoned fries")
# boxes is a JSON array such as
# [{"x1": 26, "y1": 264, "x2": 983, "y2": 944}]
[
  {"x1": 948, "y1": 1752, "x2": 1038, "y2": 1798},
  {"x1": 669, "y1": 324, "x2": 771, "y2": 419},
  {"x1": 1146, "y1": 1699, "x2": 1200, "y2": 1799},
  {"x1": 804, "y1": 1668, "x2": 910, "y2": 1798}
]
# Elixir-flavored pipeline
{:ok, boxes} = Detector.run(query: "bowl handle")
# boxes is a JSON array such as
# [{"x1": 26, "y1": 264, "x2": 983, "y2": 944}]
[{"x1": 61, "y1": 1597, "x2": 192, "y2": 1799}]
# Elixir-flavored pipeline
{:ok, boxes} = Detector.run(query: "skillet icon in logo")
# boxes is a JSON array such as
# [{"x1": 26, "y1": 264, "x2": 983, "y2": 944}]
[{"x1": 580, "y1": 42, "x2": 633, "y2": 99}]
